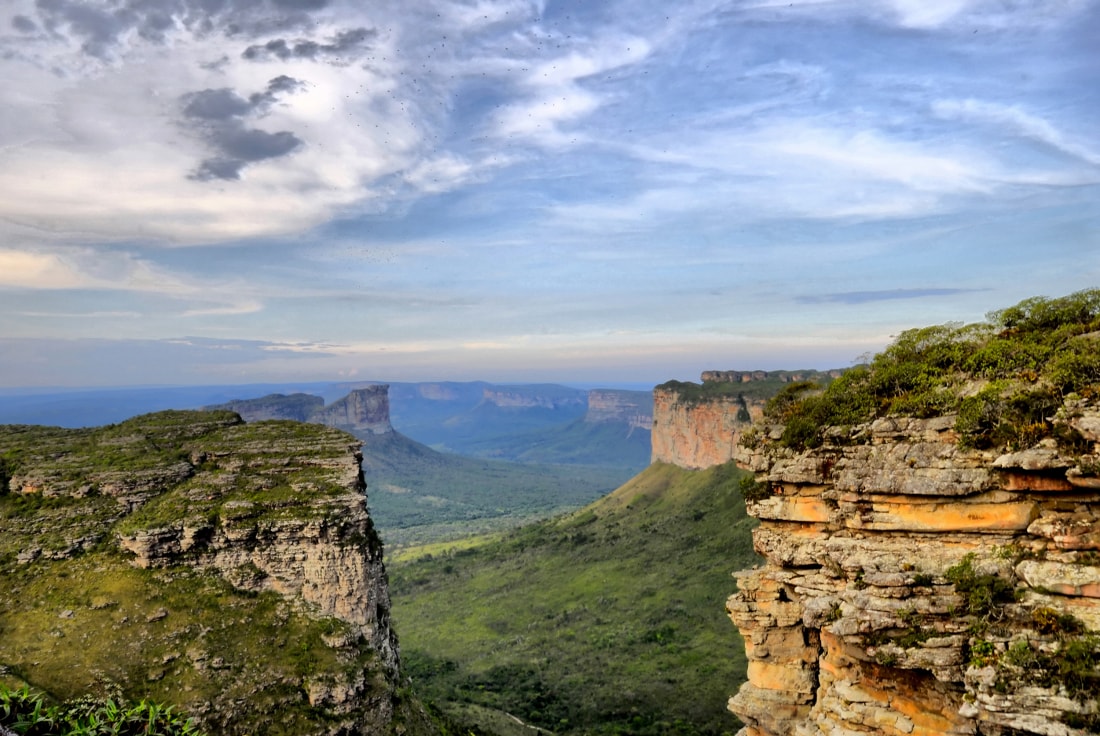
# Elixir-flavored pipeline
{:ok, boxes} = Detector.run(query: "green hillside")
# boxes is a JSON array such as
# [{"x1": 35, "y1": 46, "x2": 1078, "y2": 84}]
[
  {"x1": 358, "y1": 431, "x2": 635, "y2": 548},
  {"x1": 456, "y1": 417, "x2": 652, "y2": 470},
  {"x1": 389, "y1": 461, "x2": 761, "y2": 736}
]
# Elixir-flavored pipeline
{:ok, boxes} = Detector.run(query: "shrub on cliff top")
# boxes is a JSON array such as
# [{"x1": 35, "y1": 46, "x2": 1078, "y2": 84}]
[{"x1": 768, "y1": 289, "x2": 1100, "y2": 450}]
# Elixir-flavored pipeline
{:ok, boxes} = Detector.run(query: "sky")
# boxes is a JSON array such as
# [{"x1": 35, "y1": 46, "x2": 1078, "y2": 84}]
[{"x1": 1, "y1": 0, "x2": 1099, "y2": 388}]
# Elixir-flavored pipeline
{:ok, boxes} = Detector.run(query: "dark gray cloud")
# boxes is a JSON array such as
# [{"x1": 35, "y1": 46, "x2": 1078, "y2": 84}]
[
  {"x1": 241, "y1": 27, "x2": 375, "y2": 62},
  {"x1": 796, "y1": 288, "x2": 983, "y2": 305},
  {"x1": 29, "y1": 0, "x2": 333, "y2": 58},
  {"x1": 12, "y1": 15, "x2": 38, "y2": 33},
  {"x1": 182, "y1": 87, "x2": 254, "y2": 119},
  {"x1": 211, "y1": 127, "x2": 301, "y2": 161},
  {"x1": 182, "y1": 76, "x2": 304, "y2": 181}
]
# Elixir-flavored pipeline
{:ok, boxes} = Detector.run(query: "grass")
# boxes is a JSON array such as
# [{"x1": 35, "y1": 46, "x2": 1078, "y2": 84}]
[
  {"x1": 389, "y1": 461, "x2": 760, "y2": 736},
  {"x1": 0, "y1": 411, "x2": 432, "y2": 736}
]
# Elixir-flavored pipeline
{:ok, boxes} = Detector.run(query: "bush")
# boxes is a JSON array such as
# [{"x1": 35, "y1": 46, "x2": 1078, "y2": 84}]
[
  {"x1": 768, "y1": 290, "x2": 1100, "y2": 451},
  {"x1": 0, "y1": 684, "x2": 204, "y2": 736},
  {"x1": 944, "y1": 554, "x2": 1018, "y2": 623}
]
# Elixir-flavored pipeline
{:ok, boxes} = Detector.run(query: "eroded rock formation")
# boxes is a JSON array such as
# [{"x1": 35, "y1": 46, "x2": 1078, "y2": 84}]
[
  {"x1": 585, "y1": 389, "x2": 653, "y2": 431},
  {"x1": 311, "y1": 385, "x2": 394, "y2": 435},
  {"x1": 727, "y1": 402, "x2": 1100, "y2": 736},
  {"x1": 207, "y1": 386, "x2": 394, "y2": 435},
  {"x1": 0, "y1": 411, "x2": 431, "y2": 736},
  {"x1": 652, "y1": 385, "x2": 763, "y2": 469}
]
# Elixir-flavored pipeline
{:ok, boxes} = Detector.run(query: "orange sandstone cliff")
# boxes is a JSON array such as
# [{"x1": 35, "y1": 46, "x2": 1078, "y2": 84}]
[{"x1": 727, "y1": 402, "x2": 1100, "y2": 736}]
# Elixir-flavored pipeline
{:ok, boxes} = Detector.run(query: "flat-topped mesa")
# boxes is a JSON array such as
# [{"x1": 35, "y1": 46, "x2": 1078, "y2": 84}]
[
  {"x1": 480, "y1": 385, "x2": 587, "y2": 409},
  {"x1": 311, "y1": 385, "x2": 394, "y2": 435},
  {"x1": 652, "y1": 376, "x2": 764, "y2": 470},
  {"x1": 728, "y1": 403, "x2": 1100, "y2": 736},
  {"x1": 584, "y1": 389, "x2": 653, "y2": 431},
  {"x1": 206, "y1": 385, "x2": 394, "y2": 435}
]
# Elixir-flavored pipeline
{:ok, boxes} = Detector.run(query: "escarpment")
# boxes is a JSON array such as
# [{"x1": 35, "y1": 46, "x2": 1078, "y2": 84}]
[
  {"x1": 207, "y1": 385, "x2": 393, "y2": 435},
  {"x1": 726, "y1": 291, "x2": 1100, "y2": 736},
  {"x1": 584, "y1": 389, "x2": 653, "y2": 431},
  {"x1": 0, "y1": 410, "x2": 432, "y2": 736}
]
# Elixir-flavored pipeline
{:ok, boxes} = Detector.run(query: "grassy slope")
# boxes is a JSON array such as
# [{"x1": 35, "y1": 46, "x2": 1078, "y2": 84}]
[
  {"x1": 389, "y1": 461, "x2": 760, "y2": 736},
  {"x1": 358, "y1": 431, "x2": 635, "y2": 549},
  {"x1": 454, "y1": 418, "x2": 652, "y2": 470}
]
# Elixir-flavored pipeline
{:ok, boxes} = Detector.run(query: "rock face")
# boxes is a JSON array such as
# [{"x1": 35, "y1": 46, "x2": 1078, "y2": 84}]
[
  {"x1": 727, "y1": 404, "x2": 1100, "y2": 736},
  {"x1": 584, "y1": 389, "x2": 653, "y2": 431},
  {"x1": 481, "y1": 386, "x2": 586, "y2": 410},
  {"x1": 311, "y1": 385, "x2": 394, "y2": 435},
  {"x1": 206, "y1": 393, "x2": 324, "y2": 422},
  {"x1": 0, "y1": 411, "x2": 432, "y2": 736},
  {"x1": 652, "y1": 386, "x2": 763, "y2": 469},
  {"x1": 208, "y1": 386, "x2": 395, "y2": 436}
]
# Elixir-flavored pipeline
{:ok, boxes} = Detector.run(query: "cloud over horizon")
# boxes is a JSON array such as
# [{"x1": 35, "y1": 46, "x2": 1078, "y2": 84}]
[{"x1": 1, "y1": 0, "x2": 1098, "y2": 386}]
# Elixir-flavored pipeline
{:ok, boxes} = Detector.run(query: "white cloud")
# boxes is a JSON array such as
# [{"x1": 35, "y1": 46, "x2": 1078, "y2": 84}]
[
  {"x1": 494, "y1": 36, "x2": 651, "y2": 146},
  {"x1": 933, "y1": 98, "x2": 1100, "y2": 166}
]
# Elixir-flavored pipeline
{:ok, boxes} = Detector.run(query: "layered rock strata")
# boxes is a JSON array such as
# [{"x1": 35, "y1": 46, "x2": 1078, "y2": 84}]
[
  {"x1": 728, "y1": 403, "x2": 1100, "y2": 736},
  {"x1": 652, "y1": 386, "x2": 763, "y2": 469},
  {"x1": 0, "y1": 411, "x2": 427, "y2": 736},
  {"x1": 585, "y1": 389, "x2": 653, "y2": 431}
]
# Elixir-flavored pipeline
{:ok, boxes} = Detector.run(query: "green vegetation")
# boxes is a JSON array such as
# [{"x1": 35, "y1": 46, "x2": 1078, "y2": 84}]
[
  {"x1": 359, "y1": 431, "x2": 635, "y2": 549},
  {"x1": 763, "y1": 290, "x2": 1100, "y2": 449},
  {"x1": 0, "y1": 682, "x2": 203, "y2": 735},
  {"x1": 455, "y1": 416, "x2": 652, "y2": 470},
  {"x1": 657, "y1": 371, "x2": 838, "y2": 406},
  {"x1": 389, "y1": 461, "x2": 760, "y2": 736},
  {"x1": 944, "y1": 553, "x2": 1019, "y2": 624},
  {"x1": 0, "y1": 411, "x2": 427, "y2": 735}
]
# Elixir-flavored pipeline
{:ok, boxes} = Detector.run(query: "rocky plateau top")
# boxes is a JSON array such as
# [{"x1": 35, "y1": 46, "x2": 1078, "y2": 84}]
[{"x1": 0, "y1": 410, "x2": 432, "y2": 736}]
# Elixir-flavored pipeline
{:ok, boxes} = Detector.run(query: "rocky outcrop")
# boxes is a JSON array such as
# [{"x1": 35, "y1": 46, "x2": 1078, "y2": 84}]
[
  {"x1": 207, "y1": 386, "x2": 394, "y2": 435},
  {"x1": 652, "y1": 384, "x2": 763, "y2": 469},
  {"x1": 727, "y1": 403, "x2": 1100, "y2": 736},
  {"x1": 205, "y1": 393, "x2": 324, "y2": 422},
  {"x1": 0, "y1": 411, "x2": 432, "y2": 736},
  {"x1": 585, "y1": 389, "x2": 652, "y2": 431},
  {"x1": 311, "y1": 385, "x2": 393, "y2": 435}
]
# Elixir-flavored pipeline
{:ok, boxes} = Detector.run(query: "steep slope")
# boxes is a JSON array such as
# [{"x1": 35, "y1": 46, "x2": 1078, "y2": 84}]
[
  {"x1": 0, "y1": 411, "x2": 435, "y2": 736},
  {"x1": 727, "y1": 290, "x2": 1100, "y2": 736},
  {"x1": 389, "y1": 461, "x2": 761, "y2": 736}
]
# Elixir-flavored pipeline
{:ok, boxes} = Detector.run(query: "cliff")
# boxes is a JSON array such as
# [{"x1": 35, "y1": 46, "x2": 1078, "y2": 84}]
[
  {"x1": 725, "y1": 291, "x2": 1100, "y2": 736},
  {"x1": 206, "y1": 392, "x2": 324, "y2": 422},
  {"x1": 208, "y1": 386, "x2": 394, "y2": 435},
  {"x1": 584, "y1": 389, "x2": 652, "y2": 432},
  {"x1": 480, "y1": 385, "x2": 586, "y2": 410},
  {"x1": 0, "y1": 410, "x2": 433, "y2": 735},
  {"x1": 311, "y1": 385, "x2": 394, "y2": 435},
  {"x1": 652, "y1": 380, "x2": 763, "y2": 469}
]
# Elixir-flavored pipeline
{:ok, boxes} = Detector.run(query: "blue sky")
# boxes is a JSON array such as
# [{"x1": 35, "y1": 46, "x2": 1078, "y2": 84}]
[{"x1": 1, "y1": 0, "x2": 1098, "y2": 387}]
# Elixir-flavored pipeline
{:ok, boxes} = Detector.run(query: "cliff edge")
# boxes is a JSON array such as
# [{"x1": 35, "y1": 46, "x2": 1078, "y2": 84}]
[
  {"x1": 0, "y1": 410, "x2": 433, "y2": 735},
  {"x1": 727, "y1": 291, "x2": 1100, "y2": 736}
]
